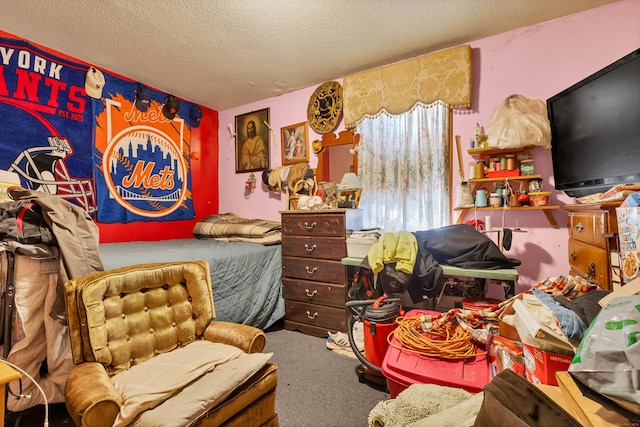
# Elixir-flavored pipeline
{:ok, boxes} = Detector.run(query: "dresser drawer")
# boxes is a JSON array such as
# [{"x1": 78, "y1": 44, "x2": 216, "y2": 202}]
[
  {"x1": 282, "y1": 256, "x2": 347, "y2": 283},
  {"x1": 282, "y1": 278, "x2": 347, "y2": 308},
  {"x1": 568, "y1": 212, "x2": 607, "y2": 248},
  {"x1": 284, "y1": 300, "x2": 347, "y2": 331},
  {"x1": 568, "y1": 238, "x2": 609, "y2": 286},
  {"x1": 282, "y1": 213, "x2": 346, "y2": 237},
  {"x1": 282, "y1": 235, "x2": 346, "y2": 260}
]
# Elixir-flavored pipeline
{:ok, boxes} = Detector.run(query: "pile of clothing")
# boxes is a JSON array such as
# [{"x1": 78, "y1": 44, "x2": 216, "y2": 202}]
[{"x1": 351, "y1": 224, "x2": 521, "y2": 304}]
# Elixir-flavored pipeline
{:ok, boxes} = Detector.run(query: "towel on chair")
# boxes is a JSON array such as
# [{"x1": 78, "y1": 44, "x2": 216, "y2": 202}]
[{"x1": 368, "y1": 383, "x2": 481, "y2": 427}]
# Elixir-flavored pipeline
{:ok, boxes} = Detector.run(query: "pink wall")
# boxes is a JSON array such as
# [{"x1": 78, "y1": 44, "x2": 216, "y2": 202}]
[
  {"x1": 217, "y1": 83, "x2": 340, "y2": 220},
  {"x1": 218, "y1": 0, "x2": 640, "y2": 290}
]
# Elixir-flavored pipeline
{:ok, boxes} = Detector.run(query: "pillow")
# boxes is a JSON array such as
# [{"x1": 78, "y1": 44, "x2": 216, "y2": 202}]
[
  {"x1": 134, "y1": 352, "x2": 272, "y2": 426},
  {"x1": 111, "y1": 340, "x2": 244, "y2": 426},
  {"x1": 193, "y1": 213, "x2": 281, "y2": 239}
]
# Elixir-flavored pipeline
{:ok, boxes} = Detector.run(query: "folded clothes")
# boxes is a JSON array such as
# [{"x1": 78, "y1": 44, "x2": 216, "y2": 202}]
[
  {"x1": 532, "y1": 288, "x2": 586, "y2": 342},
  {"x1": 553, "y1": 288, "x2": 610, "y2": 326}
]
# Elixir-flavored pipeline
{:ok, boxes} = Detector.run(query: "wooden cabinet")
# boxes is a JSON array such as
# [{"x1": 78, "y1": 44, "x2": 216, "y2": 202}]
[
  {"x1": 0, "y1": 363, "x2": 20, "y2": 426},
  {"x1": 564, "y1": 202, "x2": 621, "y2": 291},
  {"x1": 455, "y1": 146, "x2": 560, "y2": 228},
  {"x1": 280, "y1": 209, "x2": 362, "y2": 337}
]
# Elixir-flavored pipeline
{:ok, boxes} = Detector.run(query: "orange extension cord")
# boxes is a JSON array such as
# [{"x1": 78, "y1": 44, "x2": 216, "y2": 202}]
[{"x1": 388, "y1": 314, "x2": 481, "y2": 360}]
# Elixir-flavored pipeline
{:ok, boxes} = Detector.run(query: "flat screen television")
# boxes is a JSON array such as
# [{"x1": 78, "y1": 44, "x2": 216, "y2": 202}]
[{"x1": 547, "y1": 48, "x2": 640, "y2": 197}]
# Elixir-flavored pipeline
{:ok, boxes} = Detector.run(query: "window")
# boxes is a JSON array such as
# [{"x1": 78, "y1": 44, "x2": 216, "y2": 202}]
[{"x1": 356, "y1": 101, "x2": 451, "y2": 232}]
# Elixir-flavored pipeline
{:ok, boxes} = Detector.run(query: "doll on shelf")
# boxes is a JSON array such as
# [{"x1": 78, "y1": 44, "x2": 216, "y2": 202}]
[{"x1": 474, "y1": 123, "x2": 489, "y2": 148}]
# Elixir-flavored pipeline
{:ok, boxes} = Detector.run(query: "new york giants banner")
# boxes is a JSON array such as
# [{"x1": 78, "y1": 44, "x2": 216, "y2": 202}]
[
  {"x1": 93, "y1": 79, "x2": 196, "y2": 223},
  {"x1": 0, "y1": 36, "x2": 96, "y2": 213}
]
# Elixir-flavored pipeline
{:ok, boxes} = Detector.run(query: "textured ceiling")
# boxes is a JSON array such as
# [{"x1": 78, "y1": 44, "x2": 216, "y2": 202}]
[{"x1": 0, "y1": 0, "x2": 619, "y2": 111}]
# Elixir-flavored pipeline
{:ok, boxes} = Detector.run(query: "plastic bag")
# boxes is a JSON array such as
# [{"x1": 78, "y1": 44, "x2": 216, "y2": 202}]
[
  {"x1": 485, "y1": 94, "x2": 551, "y2": 149},
  {"x1": 568, "y1": 295, "x2": 640, "y2": 420}
]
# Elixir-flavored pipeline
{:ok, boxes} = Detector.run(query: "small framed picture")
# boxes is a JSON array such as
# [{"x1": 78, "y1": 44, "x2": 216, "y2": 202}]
[
  {"x1": 338, "y1": 188, "x2": 362, "y2": 208},
  {"x1": 281, "y1": 122, "x2": 309, "y2": 165},
  {"x1": 235, "y1": 108, "x2": 270, "y2": 173}
]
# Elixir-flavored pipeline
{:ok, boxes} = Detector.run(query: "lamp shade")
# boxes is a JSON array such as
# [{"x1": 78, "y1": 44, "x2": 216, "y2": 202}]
[{"x1": 339, "y1": 172, "x2": 361, "y2": 190}]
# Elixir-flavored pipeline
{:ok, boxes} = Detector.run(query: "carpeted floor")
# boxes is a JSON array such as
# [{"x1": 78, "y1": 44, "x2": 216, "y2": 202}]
[{"x1": 264, "y1": 322, "x2": 390, "y2": 427}]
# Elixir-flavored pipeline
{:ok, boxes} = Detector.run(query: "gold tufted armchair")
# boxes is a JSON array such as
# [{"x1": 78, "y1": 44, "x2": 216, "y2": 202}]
[{"x1": 63, "y1": 260, "x2": 278, "y2": 426}]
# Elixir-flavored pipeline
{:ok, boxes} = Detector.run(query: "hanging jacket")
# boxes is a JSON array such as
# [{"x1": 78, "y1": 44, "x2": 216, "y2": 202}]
[
  {"x1": 367, "y1": 231, "x2": 418, "y2": 274},
  {"x1": 7, "y1": 186, "x2": 104, "y2": 322}
]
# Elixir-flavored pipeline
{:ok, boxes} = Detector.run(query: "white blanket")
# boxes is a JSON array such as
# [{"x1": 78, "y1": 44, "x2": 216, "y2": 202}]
[{"x1": 111, "y1": 340, "x2": 272, "y2": 427}]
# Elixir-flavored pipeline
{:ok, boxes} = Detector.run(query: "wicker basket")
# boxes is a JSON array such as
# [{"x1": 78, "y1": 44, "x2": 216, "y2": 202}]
[
  {"x1": 288, "y1": 194, "x2": 302, "y2": 210},
  {"x1": 288, "y1": 180, "x2": 305, "y2": 210}
]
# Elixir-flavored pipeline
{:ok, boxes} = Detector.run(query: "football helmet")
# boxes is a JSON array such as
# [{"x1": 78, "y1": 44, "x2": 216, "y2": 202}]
[{"x1": 8, "y1": 136, "x2": 96, "y2": 214}]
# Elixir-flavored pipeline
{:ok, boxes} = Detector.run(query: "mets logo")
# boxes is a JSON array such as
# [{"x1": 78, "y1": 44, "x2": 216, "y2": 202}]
[{"x1": 102, "y1": 126, "x2": 187, "y2": 217}]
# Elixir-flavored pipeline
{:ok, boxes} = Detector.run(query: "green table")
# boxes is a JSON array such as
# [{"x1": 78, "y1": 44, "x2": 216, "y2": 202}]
[{"x1": 342, "y1": 257, "x2": 518, "y2": 281}]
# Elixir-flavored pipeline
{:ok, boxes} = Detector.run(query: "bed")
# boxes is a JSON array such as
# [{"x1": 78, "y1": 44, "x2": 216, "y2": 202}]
[
  {"x1": 100, "y1": 214, "x2": 285, "y2": 330},
  {"x1": 100, "y1": 239, "x2": 284, "y2": 330}
]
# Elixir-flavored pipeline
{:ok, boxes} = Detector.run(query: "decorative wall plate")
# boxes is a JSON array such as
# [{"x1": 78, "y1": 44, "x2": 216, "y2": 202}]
[{"x1": 307, "y1": 81, "x2": 343, "y2": 134}]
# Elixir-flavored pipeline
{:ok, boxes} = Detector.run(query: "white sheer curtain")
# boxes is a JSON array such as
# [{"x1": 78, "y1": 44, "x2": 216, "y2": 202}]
[{"x1": 355, "y1": 101, "x2": 450, "y2": 232}]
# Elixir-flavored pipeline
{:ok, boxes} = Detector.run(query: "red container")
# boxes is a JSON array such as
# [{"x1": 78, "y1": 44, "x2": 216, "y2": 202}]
[
  {"x1": 461, "y1": 297, "x2": 501, "y2": 311},
  {"x1": 381, "y1": 309, "x2": 491, "y2": 397},
  {"x1": 522, "y1": 343, "x2": 572, "y2": 386},
  {"x1": 487, "y1": 170, "x2": 520, "y2": 178},
  {"x1": 363, "y1": 316, "x2": 397, "y2": 374}
]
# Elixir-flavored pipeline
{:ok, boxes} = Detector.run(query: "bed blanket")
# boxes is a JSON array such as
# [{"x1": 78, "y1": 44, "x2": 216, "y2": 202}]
[
  {"x1": 193, "y1": 213, "x2": 281, "y2": 245},
  {"x1": 100, "y1": 239, "x2": 284, "y2": 329}
]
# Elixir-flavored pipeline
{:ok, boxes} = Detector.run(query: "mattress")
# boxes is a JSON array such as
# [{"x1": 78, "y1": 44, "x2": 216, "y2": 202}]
[{"x1": 100, "y1": 239, "x2": 284, "y2": 330}]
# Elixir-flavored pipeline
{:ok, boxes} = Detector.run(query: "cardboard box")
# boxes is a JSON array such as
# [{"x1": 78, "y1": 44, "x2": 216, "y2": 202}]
[
  {"x1": 346, "y1": 236, "x2": 376, "y2": 259},
  {"x1": 616, "y1": 206, "x2": 640, "y2": 283},
  {"x1": 598, "y1": 275, "x2": 640, "y2": 307},
  {"x1": 523, "y1": 343, "x2": 572, "y2": 386},
  {"x1": 555, "y1": 371, "x2": 634, "y2": 427}
]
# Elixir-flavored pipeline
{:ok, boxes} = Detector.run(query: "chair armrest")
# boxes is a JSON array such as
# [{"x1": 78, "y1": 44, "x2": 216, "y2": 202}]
[
  {"x1": 203, "y1": 321, "x2": 266, "y2": 353},
  {"x1": 65, "y1": 362, "x2": 122, "y2": 427}
]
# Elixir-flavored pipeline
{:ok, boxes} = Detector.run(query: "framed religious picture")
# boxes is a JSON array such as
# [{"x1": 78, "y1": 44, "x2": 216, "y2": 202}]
[
  {"x1": 235, "y1": 108, "x2": 270, "y2": 173},
  {"x1": 281, "y1": 122, "x2": 309, "y2": 165}
]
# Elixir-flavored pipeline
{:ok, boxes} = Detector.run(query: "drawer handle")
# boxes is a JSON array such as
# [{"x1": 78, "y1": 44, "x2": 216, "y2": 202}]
[
  {"x1": 575, "y1": 222, "x2": 584, "y2": 233},
  {"x1": 305, "y1": 289, "x2": 318, "y2": 298},
  {"x1": 304, "y1": 221, "x2": 317, "y2": 231},
  {"x1": 570, "y1": 252, "x2": 577, "y2": 261},
  {"x1": 587, "y1": 262, "x2": 596, "y2": 279},
  {"x1": 306, "y1": 310, "x2": 319, "y2": 320},
  {"x1": 305, "y1": 266, "x2": 318, "y2": 274},
  {"x1": 304, "y1": 244, "x2": 317, "y2": 253}
]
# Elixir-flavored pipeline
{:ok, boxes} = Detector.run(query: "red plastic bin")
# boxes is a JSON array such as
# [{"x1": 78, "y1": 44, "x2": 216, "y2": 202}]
[{"x1": 381, "y1": 309, "x2": 491, "y2": 397}]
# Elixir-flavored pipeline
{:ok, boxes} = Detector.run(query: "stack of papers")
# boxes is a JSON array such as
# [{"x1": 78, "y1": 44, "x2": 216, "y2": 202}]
[{"x1": 349, "y1": 228, "x2": 382, "y2": 240}]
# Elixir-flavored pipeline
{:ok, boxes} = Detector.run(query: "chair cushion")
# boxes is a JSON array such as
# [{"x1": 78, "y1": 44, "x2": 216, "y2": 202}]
[{"x1": 111, "y1": 340, "x2": 272, "y2": 426}]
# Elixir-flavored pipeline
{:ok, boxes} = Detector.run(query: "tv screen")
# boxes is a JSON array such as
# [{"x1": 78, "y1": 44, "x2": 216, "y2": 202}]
[{"x1": 548, "y1": 48, "x2": 640, "y2": 197}]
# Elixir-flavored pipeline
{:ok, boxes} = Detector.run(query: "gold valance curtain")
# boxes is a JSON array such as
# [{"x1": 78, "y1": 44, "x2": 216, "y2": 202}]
[{"x1": 343, "y1": 44, "x2": 472, "y2": 128}]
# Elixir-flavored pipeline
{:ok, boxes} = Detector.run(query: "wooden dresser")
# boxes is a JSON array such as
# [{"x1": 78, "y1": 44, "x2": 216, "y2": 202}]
[
  {"x1": 564, "y1": 202, "x2": 621, "y2": 291},
  {"x1": 280, "y1": 209, "x2": 362, "y2": 337}
]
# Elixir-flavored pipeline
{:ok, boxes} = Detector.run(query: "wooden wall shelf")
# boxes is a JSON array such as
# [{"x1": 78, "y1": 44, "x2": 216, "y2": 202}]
[
  {"x1": 467, "y1": 145, "x2": 536, "y2": 156},
  {"x1": 455, "y1": 206, "x2": 560, "y2": 228},
  {"x1": 468, "y1": 174, "x2": 542, "y2": 184}
]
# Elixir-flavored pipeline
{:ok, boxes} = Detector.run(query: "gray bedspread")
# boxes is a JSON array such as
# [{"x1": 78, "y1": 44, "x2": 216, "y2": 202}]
[{"x1": 99, "y1": 239, "x2": 284, "y2": 330}]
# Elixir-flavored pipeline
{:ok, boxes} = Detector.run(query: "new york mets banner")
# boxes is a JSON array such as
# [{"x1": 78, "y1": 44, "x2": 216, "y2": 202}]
[
  {"x1": 0, "y1": 36, "x2": 96, "y2": 214},
  {"x1": 93, "y1": 76, "x2": 197, "y2": 223}
]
